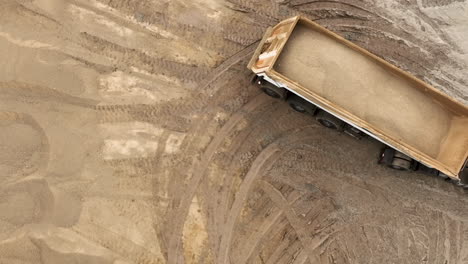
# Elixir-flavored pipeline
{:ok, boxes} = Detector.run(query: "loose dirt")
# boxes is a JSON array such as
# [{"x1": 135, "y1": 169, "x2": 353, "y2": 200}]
[
  {"x1": 275, "y1": 23, "x2": 452, "y2": 158},
  {"x1": 0, "y1": 0, "x2": 467, "y2": 263}
]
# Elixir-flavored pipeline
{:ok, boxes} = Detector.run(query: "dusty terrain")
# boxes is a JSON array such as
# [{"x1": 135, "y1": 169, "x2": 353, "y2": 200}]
[{"x1": 1, "y1": 0, "x2": 468, "y2": 263}]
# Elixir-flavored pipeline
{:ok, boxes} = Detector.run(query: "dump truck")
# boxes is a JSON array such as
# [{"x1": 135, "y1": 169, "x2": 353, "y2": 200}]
[{"x1": 248, "y1": 16, "x2": 468, "y2": 186}]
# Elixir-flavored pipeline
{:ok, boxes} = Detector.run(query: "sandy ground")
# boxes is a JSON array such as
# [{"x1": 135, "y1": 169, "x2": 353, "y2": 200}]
[{"x1": 0, "y1": 0, "x2": 468, "y2": 263}]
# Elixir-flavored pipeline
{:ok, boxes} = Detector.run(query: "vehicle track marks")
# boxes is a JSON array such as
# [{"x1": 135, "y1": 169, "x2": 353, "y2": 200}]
[
  {"x1": 196, "y1": 92, "x2": 306, "y2": 241},
  {"x1": 237, "y1": 190, "x2": 304, "y2": 264},
  {"x1": 214, "y1": 110, "x2": 314, "y2": 250},
  {"x1": 69, "y1": 0, "x2": 167, "y2": 40},
  {"x1": 198, "y1": 102, "x2": 296, "y2": 259},
  {"x1": 217, "y1": 131, "x2": 318, "y2": 264},
  {"x1": 79, "y1": 32, "x2": 209, "y2": 83},
  {"x1": 71, "y1": 224, "x2": 164, "y2": 264},
  {"x1": 0, "y1": 81, "x2": 98, "y2": 108},
  {"x1": 260, "y1": 180, "x2": 341, "y2": 263},
  {"x1": 216, "y1": 142, "x2": 281, "y2": 264},
  {"x1": 166, "y1": 94, "x2": 270, "y2": 264}
]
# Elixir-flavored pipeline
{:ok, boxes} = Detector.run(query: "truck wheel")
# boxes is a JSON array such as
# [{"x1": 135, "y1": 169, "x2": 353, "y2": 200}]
[
  {"x1": 315, "y1": 110, "x2": 344, "y2": 130},
  {"x1": 390, "y1": 158, "x2": 412, "y2": 171},
  {"x1": 259, "y1": 82, "x2": 286, "y2": 99},
  {"x1": 389, "y1": 151, "x2": 412, "y2": 171},
  {"x1": 250, "y1": 74, "x2": 259, "y2": 84},
  {"x1": 287, "y1": 94, "x2": 317, "y2": 115},
  {"x1": 378, "y1": 148, "x2": 394, "y2": 165},
  {"x1": 344, "y1": 125, "x2": 364, "y2": 139},
  {"x1": 436, "y1": 171, "x2": 450, "y2": 180},
  {"x1": 459, "y1": 165, "x2": 468, "y2": 186}
]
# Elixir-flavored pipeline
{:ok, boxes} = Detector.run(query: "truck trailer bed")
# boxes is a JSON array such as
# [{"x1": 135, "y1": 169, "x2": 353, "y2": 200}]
[
  {"x1": 274, "y1": 24, "x2": 450, "y2": 158},
  {"x1": 249, "y1": 17, "x2": 468, "y2": 178}
]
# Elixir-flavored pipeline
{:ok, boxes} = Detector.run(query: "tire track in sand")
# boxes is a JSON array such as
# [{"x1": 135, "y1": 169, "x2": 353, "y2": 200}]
[
  {"x1": 259, "y1": 180, "x2": 343, "y2": 264},
  {"x1": 236, "y1": 191, "x2": 304, "y2": 264},
  {"x1": 209, "y1": 108, "x2": 315, "y2": 260},
  {"x1": 196, "y1": 99, "x2": 282, "y2": 260},
  {"x1": 166, "y1": 93, "x2": 270, "y2": 264},
  {"x1": 79, "y1": 32, "x2": 210, "y2": 84},
  {"x1": 197, "y1": 99, "x2": 310, "y2": 260},
  {"x1": 217, "y1": 130, "x2": 319, "y2": 264},
  {"x1": 162, "y1": 41, "x2": 267, "y2": 263}
]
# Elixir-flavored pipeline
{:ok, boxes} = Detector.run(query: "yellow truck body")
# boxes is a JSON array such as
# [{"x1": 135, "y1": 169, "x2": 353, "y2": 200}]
[{"x1": 248, "y1": 16, "x2": 468, "y2": 180}]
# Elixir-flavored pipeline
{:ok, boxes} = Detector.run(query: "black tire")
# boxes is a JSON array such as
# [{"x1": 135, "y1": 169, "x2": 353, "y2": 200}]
[
  {"x1": 250, "y1": 74, "x2": 259, "y2": 84},
  {"x1": 315, "y1": 110, "x2": 344, "y2": 130},
  {"x1": 390, "y1": 158, "x2": 412, "y2": 171},
  {"x1": 286, "y1": 94, "x2": 317, "y2": 115},
  {"x1": 378, "y1": 148, "x2": 394, "y2": 165},
  {"x1": 389, "y1": 151, "x2": 412, "y2": 171},
  {"x1": 459, "y1": 165, "x2": 468, "y2": 186},
  {"x1": 344, "y1": 125, "x2": 364, "y2": 139},
  {"x1": 260, "y1": 82, "x2": 286, "y2": 99}
]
